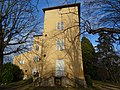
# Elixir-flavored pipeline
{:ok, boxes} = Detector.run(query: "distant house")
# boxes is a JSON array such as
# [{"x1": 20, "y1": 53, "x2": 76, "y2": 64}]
[{"x1": 13, "y1": 3, "x2": 86, "y2": 87}]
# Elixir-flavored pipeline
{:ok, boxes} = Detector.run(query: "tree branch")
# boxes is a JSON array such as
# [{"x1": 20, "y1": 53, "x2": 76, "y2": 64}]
[{"x1": 89, "y1": 28, "x2": 120, "y2": 34}]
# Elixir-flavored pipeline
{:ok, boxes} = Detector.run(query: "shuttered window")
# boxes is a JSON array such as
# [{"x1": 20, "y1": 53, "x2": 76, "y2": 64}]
[
  {"x1": 56, "y1": 39, "x2": 64, "y2": 50},
  {"x1": 19, "y1": 60, "x2": 24, "y2": 64},
  {"x1": 34, "y1": 56, "x2": 39, "y2": 62},
  {"x1": 56, "y1": 22, "x2": 64, "y2": 30}
]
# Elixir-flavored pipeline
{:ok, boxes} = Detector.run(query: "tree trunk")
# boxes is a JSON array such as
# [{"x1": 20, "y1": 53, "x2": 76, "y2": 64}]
[
  {"x1": 0, "y1": 51, "x2": 3, "y2": 66},
  {"x1": 0, "y1": 11, "x2": 3, "y2": 66}
]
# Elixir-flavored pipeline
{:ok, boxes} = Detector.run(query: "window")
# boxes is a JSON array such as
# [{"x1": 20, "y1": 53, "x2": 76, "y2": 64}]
[
  {"x1": 32, "y1": 68, "x2": 37, "y2": 75},
  {"x1": 44, "y1": 54, "x2": 46, "y2": 57},
  {"x1": 19, "y1": 60, "x2": 24, "y2": 64},
  {"x1": 45, "y1": 34, "x2": 47, "y2": 37},
  {"x1": 56, "y1": 60, "x2": 64, "y2": 76},
  {"x1": 56, "y1": 22, "x2": 64, "y2": 30},
  {"x1": 34, "y1": 56, "x2": 39, "y2": 62},
  {"x1": 61, "y1": 22, "x2": 64, "y2": 30},
  {"x1": 35, "y1": 45, "x2": 39, "y2": 51},
  {"x1": 56, "y1": 39, "x2": 64, "y2": 50},
  {"x1": 39, "y1": 57, "x2": 41, "y2": 60},
  {"x1": 25, "y1": 70, "x2": 27, "y2": 72}
]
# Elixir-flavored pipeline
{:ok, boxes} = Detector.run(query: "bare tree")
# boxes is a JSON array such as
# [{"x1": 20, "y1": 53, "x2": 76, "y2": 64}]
[
  {"x1": 43, "y1": 0, "x2": 120, "y2": 37},
  {"x1": 0, "y1": 0, "x2": 42, "y2": 65},
  {"x1": 82, "y1": 0, "x2": 120, "y2": 40}
]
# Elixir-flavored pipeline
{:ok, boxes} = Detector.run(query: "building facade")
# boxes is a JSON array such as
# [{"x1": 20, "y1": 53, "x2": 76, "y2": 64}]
[{"x1": 13, "y1": 3, "x2": 86, "y2": 87}]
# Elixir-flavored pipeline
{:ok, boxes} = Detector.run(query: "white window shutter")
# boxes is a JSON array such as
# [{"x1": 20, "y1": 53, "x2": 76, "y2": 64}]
[
  {"x1": 61, "y1": 40, "x2": 64, "y2": 49},
  {"x1": 57, "y1": 22, "x2": 59, "y2": 30},
  {"x1": 19, "y1": 60, "x2": 24, "y2": 64},
  {"x1": 61, "y1": 22, "x2": 64, "y2": 30},
  {"x1": 56, "y1": 40, "x2": 60, "y2": 50}
]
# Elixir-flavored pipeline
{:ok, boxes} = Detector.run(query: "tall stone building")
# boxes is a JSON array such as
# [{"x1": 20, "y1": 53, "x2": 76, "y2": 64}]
[{"x1": 13, "y1": 3, "x2": 86, "y2": 87}]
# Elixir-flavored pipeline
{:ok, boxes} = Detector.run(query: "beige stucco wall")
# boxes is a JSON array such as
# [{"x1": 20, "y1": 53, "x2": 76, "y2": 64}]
[
  {"x1": 13, "y1": 36, "x2": 43, "y2": 79},
  {"x1": 13, "y1": 4, "x2": 85, "y2": 82},
  {"x1": 42, "y1": 6, "x2": 84, "y2": 79}
]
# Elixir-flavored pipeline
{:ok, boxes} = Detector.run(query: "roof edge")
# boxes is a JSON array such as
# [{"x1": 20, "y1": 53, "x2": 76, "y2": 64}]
[
  {"x1": 33, "y1": 35, "x2": 43, "y2": 37},
  {"x1": 43, "y1": 3, "x2": 80, "y2": 12}
]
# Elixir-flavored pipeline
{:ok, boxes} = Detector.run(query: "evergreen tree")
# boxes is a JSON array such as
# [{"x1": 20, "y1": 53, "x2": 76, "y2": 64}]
[
  {"x1": 96, "y1": 32, "x2": 120, "y2": 82},
  {"x1": 0, "y1": 63, "x2": 23, "y2": 84},
  {"x1": 81, "y1": 37, "x2": 97, "y2": 79}
]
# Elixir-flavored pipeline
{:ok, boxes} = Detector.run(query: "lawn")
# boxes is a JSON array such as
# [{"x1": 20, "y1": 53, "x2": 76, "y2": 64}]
[
  {"x1": 2, "y1": 79, "x2": 120, "y2": 90},
  {"x1": 93, "y1": 80, "x2": 120, "y2": 90},
  {"x1": 0, "y1": 81, "x2": 90, "y2": 90},
  {"x1": 0, "y1": 79, "x2": 34, "y2": 90}
]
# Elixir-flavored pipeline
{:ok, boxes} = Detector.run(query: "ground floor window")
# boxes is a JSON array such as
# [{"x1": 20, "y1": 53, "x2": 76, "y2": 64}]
[{"x1": 56, "y1": 60, "x2": 64, "y2": 77}]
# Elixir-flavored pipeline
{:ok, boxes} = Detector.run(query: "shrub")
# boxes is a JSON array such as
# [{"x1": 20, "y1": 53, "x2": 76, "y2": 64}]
[
  {"x1": 0, "y1": 63, "x2": 23, "y2": 84},
  {"x1": 85, "y1": 74, "x2": 93, "y2": 87},
  {"x1": 1, "y1": 70, "x2": 13, "y2": 83},
  {"x1": 25, "y1": 77, "x2": 33, "y2": 84}
]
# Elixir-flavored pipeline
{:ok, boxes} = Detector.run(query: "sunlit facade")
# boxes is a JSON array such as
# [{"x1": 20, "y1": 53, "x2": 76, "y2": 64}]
[{"x1": 13, "y1": 3, "x2": 86, "y2": 87}]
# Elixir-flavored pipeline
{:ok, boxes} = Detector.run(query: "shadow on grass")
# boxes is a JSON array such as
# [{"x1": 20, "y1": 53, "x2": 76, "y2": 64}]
[
  {"x1": 0, "y1": 80, "x2": 100, "y2": 90},
  {"x1": 0, "y1": 79, "x2": 33, "y2": 90}
]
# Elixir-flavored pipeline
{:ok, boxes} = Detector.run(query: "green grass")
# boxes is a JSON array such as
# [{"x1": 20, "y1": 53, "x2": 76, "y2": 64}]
[
  {"x1": 0, "y1": 79, "x2": 33, "y2": 90},
  {"x1": 94, "y1": 80, "x2": 120, "y2": 87},
  {"x1": 0, "y1": 81, "x2": 89, "y2": 90},
  {"x1": 3, "y1": 80, "x2": 119, "y2": 90},
  {"x1": 93, "y1": 80, "x2": 120, "y2": 90},
  {"x1": 0, "y1": 82, "x2": 89, "y2": 90}
]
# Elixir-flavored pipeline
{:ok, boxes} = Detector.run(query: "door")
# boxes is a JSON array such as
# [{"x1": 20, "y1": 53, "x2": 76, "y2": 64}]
[{"x1": 56, "y1": 60, "x2": 64, "y2": 77}]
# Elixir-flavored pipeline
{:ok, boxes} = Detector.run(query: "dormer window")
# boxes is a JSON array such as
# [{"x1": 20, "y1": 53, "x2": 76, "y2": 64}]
[{"x1": 56, "y1": 22, "x2": 64, "y2": 30}]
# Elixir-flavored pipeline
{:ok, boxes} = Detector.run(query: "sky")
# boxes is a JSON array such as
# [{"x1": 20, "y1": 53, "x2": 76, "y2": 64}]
[
  {"x1": 36, "y1": 0, "x2": 99, "y2": 46},
  {"x1": 4, "y1": 0, "x2": 111, "y2": 63},
  {"x1": 4, "y1": 0, "x2": 100, "y2": 63}
]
